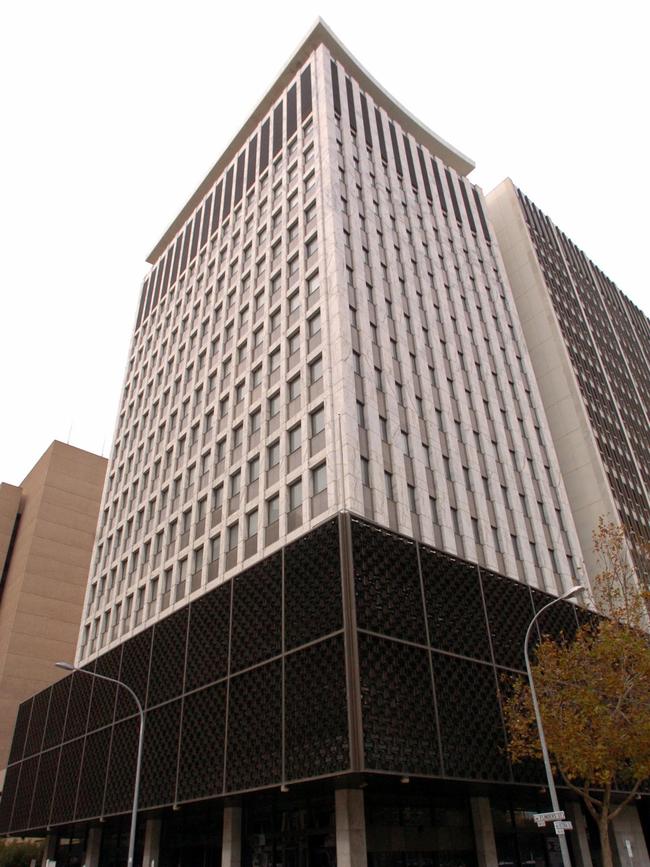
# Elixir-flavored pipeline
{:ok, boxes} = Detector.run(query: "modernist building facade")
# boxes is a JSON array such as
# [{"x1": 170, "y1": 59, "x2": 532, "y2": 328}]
[
  {"x1": 0, "y1": 442, "x2": 107, "y2": 783},
  {"x1": 487, "y1": 180, "x2": 650, "y2": 581},
  {"x1": 1, "y1": 21, "x2": 648, "y2": 867}
]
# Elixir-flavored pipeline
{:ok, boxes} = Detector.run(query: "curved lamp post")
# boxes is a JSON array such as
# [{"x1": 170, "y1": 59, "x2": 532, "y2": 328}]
[
  {"x1": 524, "y1": 584, "x2": 586, "y2": 867},
  {"x1": 56, "y1": 661, "x2": 145, "y2": 867}
]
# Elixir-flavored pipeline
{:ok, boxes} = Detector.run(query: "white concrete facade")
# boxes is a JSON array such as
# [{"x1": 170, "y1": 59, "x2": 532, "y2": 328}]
[
  {"x1": 486, "y1": 179, "x2": 650, "y2": 581},
  {"x1": 77, "y1": 27, "x2": 586, "y2": 665}
]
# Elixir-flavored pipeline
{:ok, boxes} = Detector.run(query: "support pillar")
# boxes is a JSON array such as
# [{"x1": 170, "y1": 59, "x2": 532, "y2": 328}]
[
  {"x1": 335, "y1": 789, "x2": 367, "y2": 867},
  {"x1": 612, "y1": 805, "x2": 650, "y2": 867},
  {"x1": 470, "y1": 797, "x2": 498, "y2": 867},
  {"x1": 222, "y1": 805, "x2": 242, "y2": 867},
  {"x1": 142, "y1": 817, "x2": 162, "y2": 867},
  {"x1": 41, "y1": 834, "x2": 57, "y2": 867},
  {"x1": 566, "y1": 803, "x2": 594, "y2": 867},
  {"x1": 82, "y1": 826, "x2": 102, "y2": 867}
]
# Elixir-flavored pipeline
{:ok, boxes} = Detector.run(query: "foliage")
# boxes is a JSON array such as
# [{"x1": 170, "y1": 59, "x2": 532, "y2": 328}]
[
  {"x1": 0, "y1": 839, "x2": 44, "y2": 867},
  {"x1": 502, "y1": 520, "x2": 650, "y2": 867}
]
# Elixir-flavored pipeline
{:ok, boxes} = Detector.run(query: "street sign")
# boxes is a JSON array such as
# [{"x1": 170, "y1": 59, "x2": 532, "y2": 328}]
[
  {"x1": 554, "y1": 820, "x2": 573, "y2": 835},
  {"x1": 533, "y1": 810, "x2": 565, "y2": 826}
]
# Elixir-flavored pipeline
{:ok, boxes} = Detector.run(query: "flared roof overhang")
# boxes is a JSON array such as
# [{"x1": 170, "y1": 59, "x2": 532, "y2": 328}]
[{"x1": 146, "y1": 19, "x2": 474, "y2": 265}]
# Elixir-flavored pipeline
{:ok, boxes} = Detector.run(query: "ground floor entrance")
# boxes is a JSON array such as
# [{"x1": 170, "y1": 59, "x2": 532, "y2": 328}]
[{"x1": 39, "y1": 779, "x2": 647, "y2": 867}]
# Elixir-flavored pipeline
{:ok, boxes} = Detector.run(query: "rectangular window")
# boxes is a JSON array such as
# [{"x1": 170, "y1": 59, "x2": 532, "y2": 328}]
[
  {"x1": 361, "y1": 457, "x2": 370, "y2": 487},
  {"x1": 248, "y1": 455, "x2": 260, "y2": 482},
  {"x1": 287, "y1": 330, "x2": 301, "y2": 355},
  {"x1": 288, "y1": 479, "x2": 302, "y2": 511},
  {"x1": 227, "y1": 522, "x2": 238, "y2": 552},
  {"x1": 268, "y1": 440, "x2": 280, "y2": 468},
  {"x1": 246, "y1": 509, "x2": 258, "y2": 538},
  {"x1": 250, "y1": 408, "x2": 261, "y2": 433},
  {"x1": 305, "y1": 235, "x2": 318, "y2": 258},
  {"x1": 308, "y1": 310, "x2": 321, "y2": 336},
  {"x1": 308, "y1": 355, "x2": 323, "y2": 384},
  {"x1": 307, "y1": 271, "x2": 319, "y2": 295},
  {"x1": 310, "y1": 406, "x2": 325, "y2": 436},
  {"x1": 288, "y1": 424, "x2": 301, "y2": 454},
  {"x1": 312, "y1": 463, "x2": 327, "y2": 495},
  {"x1": 267, "y1": 494, "x2": 280, "y2": 525},
  {"x1": 288, "y1": 375, "x2": 301, "y2": 400}
]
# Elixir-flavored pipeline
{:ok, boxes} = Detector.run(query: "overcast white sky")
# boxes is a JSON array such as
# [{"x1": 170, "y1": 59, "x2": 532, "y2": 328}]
[{"x1": 1, "y1": 0, "x2": 648, "y2": 484}]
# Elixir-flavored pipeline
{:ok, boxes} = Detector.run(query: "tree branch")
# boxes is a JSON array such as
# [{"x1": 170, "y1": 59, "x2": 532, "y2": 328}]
[{"x1": 608, "y1": 780, "x2": 644, "y2": 822}]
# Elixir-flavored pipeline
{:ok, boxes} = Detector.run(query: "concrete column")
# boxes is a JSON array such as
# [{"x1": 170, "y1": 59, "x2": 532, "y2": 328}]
[
  {"x1": 335, "y1": 789, "x2": 367, "y2": 867},
  {"x1": 565, "y1": 803, "x2": 594, "y2": 867},
  {"x1": 142, "y1": 817, "x2": 162, "y2": 867},
  {"x1": 82, "y1": 826, "x2": 102, "y2": 867},
  {"x1": 612, "y1": 805, "x2": 650, "y2": 867},
  {"x1": 41, "y1": 834, "x2": 57, "y2": 867},
  {"x1": 222, "y1": 805, "x2": 242, "y2": 867},
  {"x1": 470, "y1": 796, "x2": 498, "y2": 867}
]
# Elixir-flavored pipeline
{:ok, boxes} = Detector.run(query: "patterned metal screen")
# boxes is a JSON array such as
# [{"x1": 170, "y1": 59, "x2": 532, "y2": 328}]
[{"x1": 1, "y1": 513, "x2": 587, "y2": 836}]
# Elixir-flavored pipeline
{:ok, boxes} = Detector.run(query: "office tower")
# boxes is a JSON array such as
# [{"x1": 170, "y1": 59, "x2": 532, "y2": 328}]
[
  {"x1": 0, "y1": 442, "x2": 106, "y2": 783},
  {"x1": 2, "y1": 22, "x2": 647, "y2": 867},
  {"x1": 76, "y1": 28, "x2": 585, "y2": 666},
  {"x1": 487, "y1": 179, "x2": 650, "y2": 581}
]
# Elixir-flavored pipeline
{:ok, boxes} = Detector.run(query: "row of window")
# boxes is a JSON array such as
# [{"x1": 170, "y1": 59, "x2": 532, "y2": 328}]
[{"x1": 83, "y1": 460, "x2": 328, "y2": 653}]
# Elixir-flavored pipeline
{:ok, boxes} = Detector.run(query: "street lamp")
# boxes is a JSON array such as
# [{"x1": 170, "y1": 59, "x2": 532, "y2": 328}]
[
  {"x1": 523, "y1": 584, "x2": 586, "y2": 867},
  {"x1": 55, "y1": 662, "x2": 145, "y2": 867}
]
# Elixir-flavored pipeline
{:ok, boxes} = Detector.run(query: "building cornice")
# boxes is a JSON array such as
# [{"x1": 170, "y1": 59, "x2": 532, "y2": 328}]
[{"x1": 145, "y1": 18, "x2": 474, "y2": 265}]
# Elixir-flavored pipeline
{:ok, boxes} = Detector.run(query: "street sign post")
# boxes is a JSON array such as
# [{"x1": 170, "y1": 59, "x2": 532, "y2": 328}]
[{"x1": 533, "y1": 811, "x2": 565, "y2": 827}]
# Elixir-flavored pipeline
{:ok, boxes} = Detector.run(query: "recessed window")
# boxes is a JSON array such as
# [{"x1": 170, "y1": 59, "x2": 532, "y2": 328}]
[
  {"x1": 288, "y1": 375, "x2": 301, "y2": 401},
  {"x1": 305, "y1": 235, "x2": 318, "y2": 258},
  {"x1": 246, "y1": 509, "x2": 258, "y2": 539},
  {"x1": 268, "y1": 440, "x2": 280, "y2": 468},
  {"x1": 226, "y1": 523, "x2": 238, "y2": 552},
  {"x1": 308, "y1": 311, "x2": 321, "y2": 337},
  {"x1": 361, "y1": 457, "x2": 370, "y2": 487},
  {"x1": 308, "y1": 355, "x2": 323, "y2": 384},
  {"x1": 287, "y1": 330, "x2": 301, "y2": 356},
  {"x1": 250, "y1": 408, "x2": 261, "y2": 433},
  {"x1": 288, "y1": 479, "x2": 302, "y2": 511},
  {"x1": 288, "y1": 424, "x2": 301, "y2": 454},
  {"x1": 307, "y1": 271, "x2": 319, "y2": 295},
  {"x1": 312, "y1": 463, "x2": 327, "y2": 495},
  {"x1": 310, "y1": 406, "x2": 325, "y2": 436},
  {"x1": 288, "y1": 291, "x2": 300, "y2": 314},
  {"x1": 248, "y1": 455, "x2": 260, "y2": 482},
  {"x1": 267, "y1": 494, "x2": 280, "y2": 525}
]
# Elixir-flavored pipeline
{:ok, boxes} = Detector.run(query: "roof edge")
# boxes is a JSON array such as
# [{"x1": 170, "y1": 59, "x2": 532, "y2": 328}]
[{"x1": 146, "y1": 18, "x2": 474, "y2": 265}]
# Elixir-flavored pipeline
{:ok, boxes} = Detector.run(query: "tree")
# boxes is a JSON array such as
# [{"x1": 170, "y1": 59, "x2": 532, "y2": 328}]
[{"x1": 503, "y1": 520, "x2": 650, "y2": 867}]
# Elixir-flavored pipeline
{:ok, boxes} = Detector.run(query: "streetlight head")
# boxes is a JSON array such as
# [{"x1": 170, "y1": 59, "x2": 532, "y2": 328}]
[
  {"x1": 562, "y1": 585, "x2": 586, "y2": 601},
  {"x1": 55, "y1": 661, "x2": 76, "y2": 671}
]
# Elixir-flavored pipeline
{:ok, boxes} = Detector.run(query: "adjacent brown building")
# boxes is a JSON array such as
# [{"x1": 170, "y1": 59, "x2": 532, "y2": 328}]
[{"x1": 0, "y1": 442, "x2": 107, "y2": 783}]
